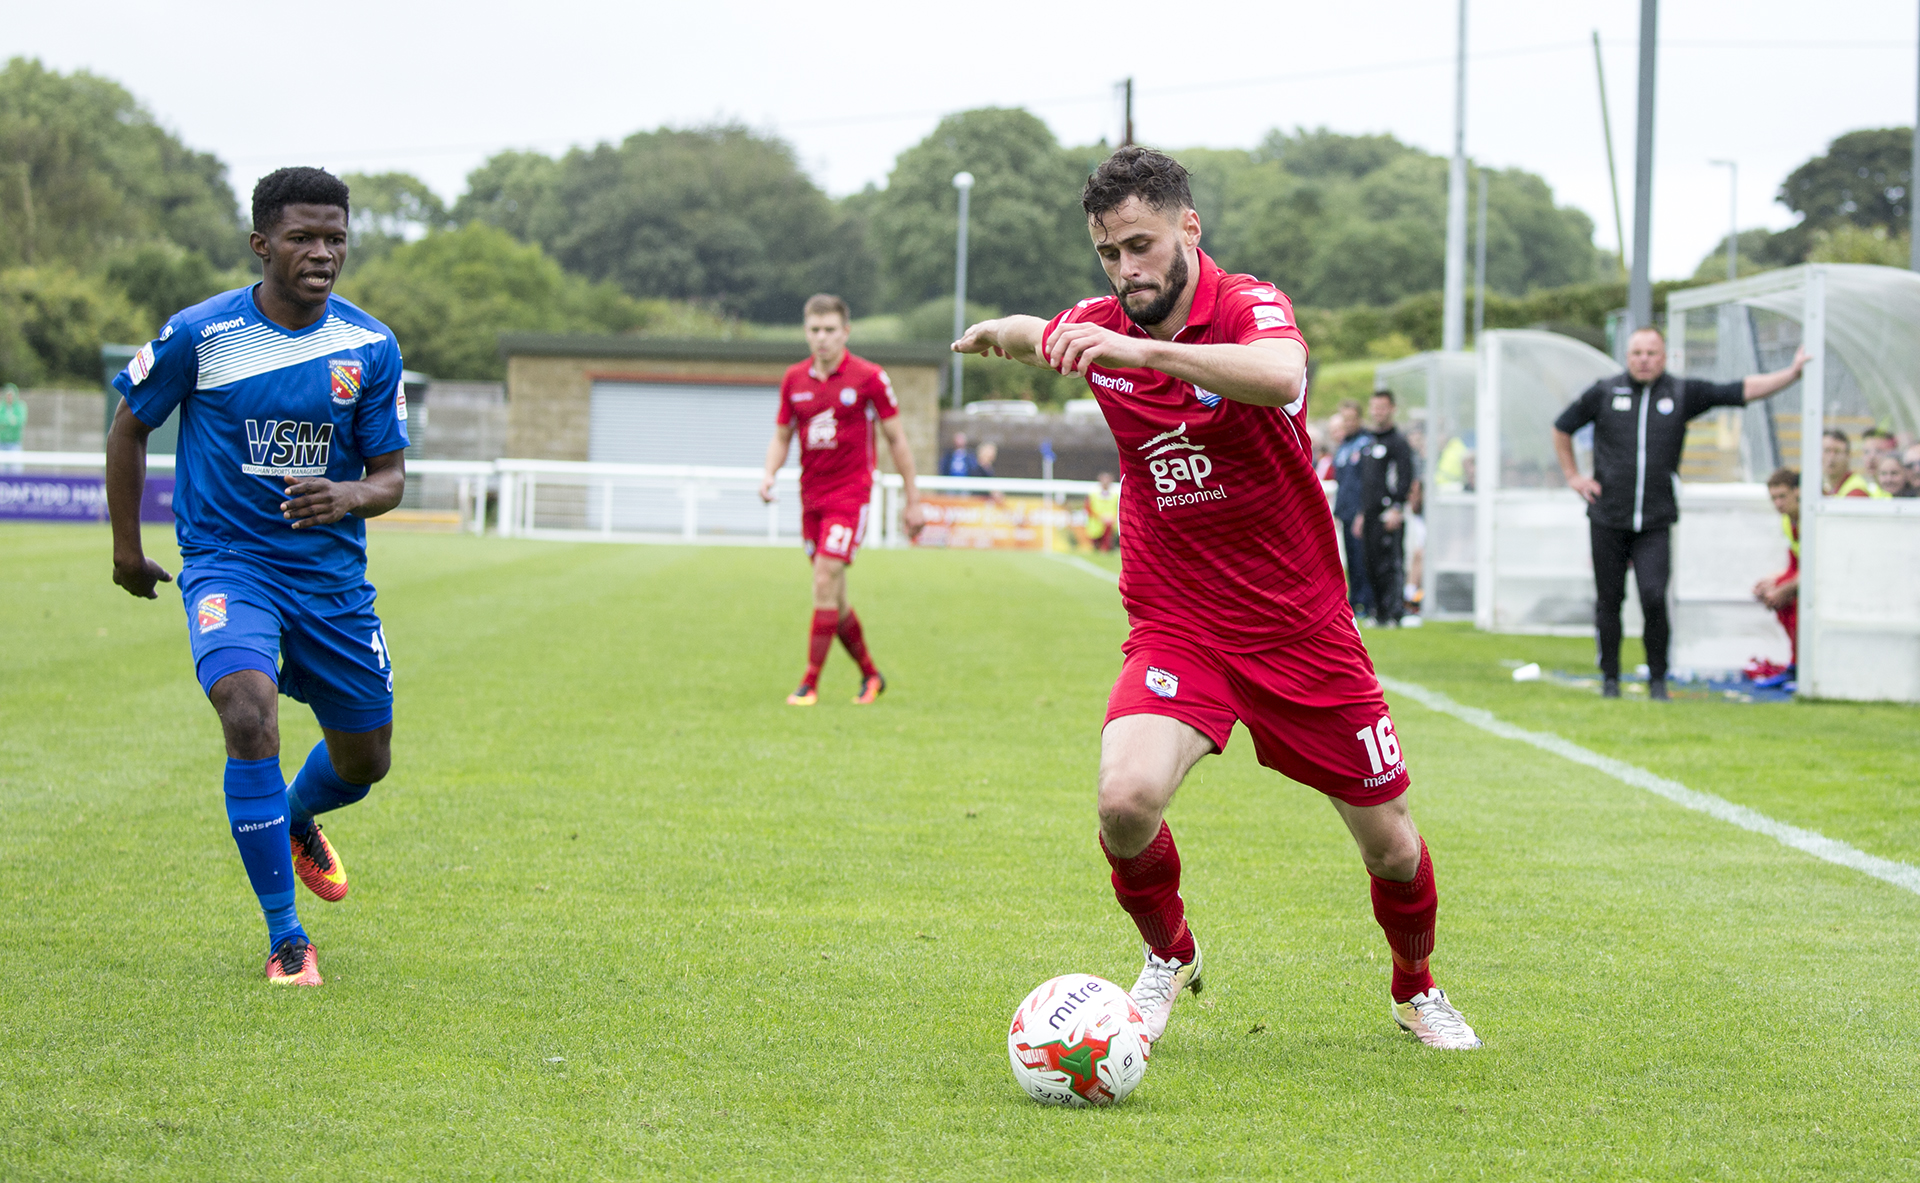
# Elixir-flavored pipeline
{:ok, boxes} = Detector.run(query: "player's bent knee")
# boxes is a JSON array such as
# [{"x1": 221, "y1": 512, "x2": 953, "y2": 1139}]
[
  {"x1": 1095, "y1": 771, "x2": 1171, "y2": 837},
  {"x1": 209, "y1": 671, "x2": 279, "y2": 758}
]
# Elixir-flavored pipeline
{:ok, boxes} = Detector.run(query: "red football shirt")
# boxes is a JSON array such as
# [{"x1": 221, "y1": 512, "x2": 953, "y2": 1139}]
[
  {"x1": 776, "y1": 351, "x2": 899, "y2": 509},
  {"x1": 1042, "y1": 251, "x2": 1347, "y2": 650}
]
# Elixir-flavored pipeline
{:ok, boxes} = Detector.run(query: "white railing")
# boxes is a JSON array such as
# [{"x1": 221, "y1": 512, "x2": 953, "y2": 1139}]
[
  {"x1": 491, "y1": 459, "x2": 1113, "y2": 549},
  {"x1": 3, "y1": 452, "x2": 493, "y2": 535}
]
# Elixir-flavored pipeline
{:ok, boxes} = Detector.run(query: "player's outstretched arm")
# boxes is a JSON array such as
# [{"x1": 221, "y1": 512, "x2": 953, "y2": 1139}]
[
  {"x1": 105, "y1": 398, "x2": 173, "y2": 599},
  {"x1": 280, "y1": 449, "x2": 405, "y2": 529},
  {"x1": 953, "y1": 316, "x2": 1050, "y2": 369},
  {"x1": 1046, "y1": 326, "x2": 1306, "y2": 408}
]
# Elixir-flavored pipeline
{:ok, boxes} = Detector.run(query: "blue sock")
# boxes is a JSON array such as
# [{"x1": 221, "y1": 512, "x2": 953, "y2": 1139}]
[
  {"x1": 225, "y1": 756, "x2": 303, "y2": 952},
  {"x1": 285, "y1": 741, "x2": 372, "y2": 834}
]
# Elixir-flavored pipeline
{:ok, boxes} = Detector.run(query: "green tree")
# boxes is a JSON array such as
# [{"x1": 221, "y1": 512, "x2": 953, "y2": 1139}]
[
  {"x1": 336, "y1": 223, "x2": 647, "y2": 379},
  {"x1": 457, "y1": 127, "x2": 873, "y2": 323},
  {"x1": 341, "y1": 171, "x2": 450, "y2": 268},
  {"x1": 451, "y1": 150, "x2": 564, "y2": 244},
  {"x1": 1779, "y1": 127, "x2": 1912, "y2": 233},
  {"x1": 0, "y1": 266, "x2": 147, "y2": 386},
  {"x1": 0, "y1": 57, "x2": 245, "y2": 271},
  {"x1": 867, "y1": 108, "x2": 1099, "y2": 316},
  {"x1": 104, "y1": 243, "x2": 254, "y2": 334},
  {"x1": 1198, "y1": 129, "x2": 1598, "y2": 310}
]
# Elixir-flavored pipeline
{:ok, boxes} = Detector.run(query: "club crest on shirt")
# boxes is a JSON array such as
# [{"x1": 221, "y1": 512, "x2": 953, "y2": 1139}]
[
  {"x1": 1145, "y1": 667, "x2": 1179, "y2": 698},
  {"x1": 840, "y1": 387, "x2": 858, "y2": 406},
  {"x1": 1656, "y1": 397, "x2": 1674, "y2": 414},
  {"x1": 329, "y1": 359, "x2": 363, "y2": 406},
  {"x1": 196, "y1": 594, "x2": 228, "y2": 634}
]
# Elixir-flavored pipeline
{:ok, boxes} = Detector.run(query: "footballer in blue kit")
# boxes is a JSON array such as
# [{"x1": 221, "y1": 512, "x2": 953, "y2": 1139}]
[{"x1": 106, "y1": 168, "x2": 408, "y2": 987}]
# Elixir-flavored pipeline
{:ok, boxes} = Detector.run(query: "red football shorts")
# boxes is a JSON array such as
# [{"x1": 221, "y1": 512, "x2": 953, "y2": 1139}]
[
  {"x1": 802, "y1": 501, "x2": 870, "y2": 564},
  {"x1": 1105, "y1": 616, "x2": 1410, "y2": 806}
]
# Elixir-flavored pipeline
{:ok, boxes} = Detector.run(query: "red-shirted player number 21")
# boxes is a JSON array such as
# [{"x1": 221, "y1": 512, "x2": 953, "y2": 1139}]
[{"x1": 1355, "y1": 715, "x2": 1401, "y2": 774}]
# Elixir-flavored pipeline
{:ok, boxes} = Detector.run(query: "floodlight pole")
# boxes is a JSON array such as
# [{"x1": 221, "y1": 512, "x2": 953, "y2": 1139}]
[
  {"x1": 1442, "y1": 0, "x2": 1470, "y2": 352},
  {"x1": 1912, "y1": 4, "x2": 1919, "y2": 272},
  {"x1": 1710, "y1": 159, "x2": 1737, "y2": 282},
  {"x1": 950, "y1": 171, "x2": 974, "y2": 410},
  {"x1": 1123, "y1": 78, "x2": 1135, "y2": 147},
  {"x1": 1628, "y1": 0, "x2": 1658, "y2": 332},
  {"x1": 1593, "y1": 31, "x2": 1629, "y2": 280},
  {"x1": 1473, "y1": 169, "x2": 1489, "y2": 340}
]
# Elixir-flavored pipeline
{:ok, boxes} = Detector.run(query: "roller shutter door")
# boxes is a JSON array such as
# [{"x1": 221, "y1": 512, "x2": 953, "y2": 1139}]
[{"x1": 587, "y1": 380, "x2": 799, "y2": 536}]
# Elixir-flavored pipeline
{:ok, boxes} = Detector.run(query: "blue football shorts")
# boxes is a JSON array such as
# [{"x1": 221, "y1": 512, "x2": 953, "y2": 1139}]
[{"x1": 177, "y1": 558, "x2": 394, "y2": 733}]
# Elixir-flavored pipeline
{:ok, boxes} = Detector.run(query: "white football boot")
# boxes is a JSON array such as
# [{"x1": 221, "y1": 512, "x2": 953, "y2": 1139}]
[
  {"x1": 1128, "y1": 942, "x2": 1204, "y2": 1043},
  {"x1": 1391, "y1": 987, "x2": 1483, "y2": 1049}
]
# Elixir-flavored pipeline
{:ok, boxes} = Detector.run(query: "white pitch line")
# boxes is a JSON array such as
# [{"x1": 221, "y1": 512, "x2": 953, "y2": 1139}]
[
  {"x1": 1045, "y1": 554, "x2": 1920, "y2": 897},
  {"x1": 1378, "y1": 675, "x2": 1920, "y2": 897}
]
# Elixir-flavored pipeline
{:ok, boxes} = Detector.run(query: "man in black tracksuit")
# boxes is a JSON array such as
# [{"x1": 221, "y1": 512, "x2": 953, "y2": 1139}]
[
  {"x1": 1354, "y1": 388, "x2": 1417, "y2": 627},
  {"x1": 1551, "y1": 327, "x2": 1808, "y2": 699}
]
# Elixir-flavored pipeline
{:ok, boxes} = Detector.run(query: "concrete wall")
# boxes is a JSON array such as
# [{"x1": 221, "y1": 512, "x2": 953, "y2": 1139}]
[
  {"x1": 500, "y1": 335, "x2": 946, "y2": 475},
  {"x1": 15, "y1": 390, "x2": 107, "y2": 453}
]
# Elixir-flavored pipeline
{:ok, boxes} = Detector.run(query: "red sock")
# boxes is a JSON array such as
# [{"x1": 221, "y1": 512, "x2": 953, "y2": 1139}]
[
  {"x1": 836, "y1": 609, "x2": 878, "y2": 679},
  {"x1": 804, "y1": 608, "x2": 837, "y2": 684},
  {"x1": 1370, "y1": 839, "x2": 1437, "y2": 1002},
  {"x1": 1101, "y1": 821, "x2": 1196, "y2": 962}
]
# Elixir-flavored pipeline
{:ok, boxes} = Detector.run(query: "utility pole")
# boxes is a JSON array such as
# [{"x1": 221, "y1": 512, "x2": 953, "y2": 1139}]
[
  {"x1": 1474, "y1": 169, "x2": 1489, "y2": 341},
  {"x1": 950, "y1": 171, "x2": 974, "y2": 410},
  {"x1": 1710, "y1": 159, "x2": 1737, "y2": 282},
  {"x1": 1442, "y1": 0, "x2": 1469, "y2": 352},
  {"x1": 1123, "y1": 78, "x2": 1135, "y2": 147},
  {"x1": 1592, "y1": 31, "x2": 1629, "y2": 279},
  {"x1": 1629, "y1": 0, "x2": 1658, "y2": 332}
]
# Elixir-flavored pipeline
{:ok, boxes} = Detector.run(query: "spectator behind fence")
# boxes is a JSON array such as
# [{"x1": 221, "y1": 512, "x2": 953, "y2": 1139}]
[
  {"x1": 974, "y1": 441, "x2": 997, "y2": 478},
  {"x1": 1821, "y1": 429, "x2": 1873, "y2": 497},
  {"x1": 0, "y1": 384, "x2": 24, "y2": 473},
  {"x1": 1551, "y1": 325, "x2": 1808, "y2": 700},
  {"x1": 1329, "y1": 399, "x2": 1370, "y2": 615},
  {"x1": 1873, "y1": 452, "x2": 1915, "y2": 497},
  {"x1": 1904, "y1": 441, "x2": 1920, "y2": 480},
  {"x1": 1752, "y1": 468, "x2": 1801, "y2": 682},
  {"x1": 942, "y1": 431, "x2": 982, "y2": 478},
  {"x1": 1861, "y1": 427, "x2": 1896, "y2": 467},
  {"x1": 1086, "y1": 471, "x2": 1120, "y2": 552},
  {"x1": 1353, "y1": 389, "x2": 1417, "y2": 628}
]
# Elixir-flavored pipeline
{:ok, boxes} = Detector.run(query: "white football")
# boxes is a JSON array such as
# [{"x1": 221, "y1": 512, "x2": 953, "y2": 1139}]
[{"x1": 1007, "y1": 973, "x2": 1151, "y2": 1106}]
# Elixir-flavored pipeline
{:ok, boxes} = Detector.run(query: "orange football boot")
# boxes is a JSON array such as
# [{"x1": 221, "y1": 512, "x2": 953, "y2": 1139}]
[
  {"x1": 291, "y1": 822, "x2": 349, "y2": 901},
  {"x1": 265, "y1": 937, "x2": 322, "y2": 986},
  {"x1": 852, "y1": 672, "x2": 886, "y2": 705}
]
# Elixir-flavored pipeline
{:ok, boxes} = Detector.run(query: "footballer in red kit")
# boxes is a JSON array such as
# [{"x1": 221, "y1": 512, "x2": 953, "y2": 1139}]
[
  {"x1": 953, "y1": 148, "x2": 1482, "y2": 1051},
  {"x1": 761, "y1": 293, "x2": 925, "y2": 706}
]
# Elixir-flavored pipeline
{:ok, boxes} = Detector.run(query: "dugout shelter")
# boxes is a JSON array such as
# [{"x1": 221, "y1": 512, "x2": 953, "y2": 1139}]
[{"x1": 1667, "y1": 265, "x2": 1920, "y2": 703}]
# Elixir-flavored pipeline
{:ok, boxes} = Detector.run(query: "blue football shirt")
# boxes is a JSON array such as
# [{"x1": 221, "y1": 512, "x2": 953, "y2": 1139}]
[{"x1": 113, "y1": 285, "x2": 409, "y2": 591}]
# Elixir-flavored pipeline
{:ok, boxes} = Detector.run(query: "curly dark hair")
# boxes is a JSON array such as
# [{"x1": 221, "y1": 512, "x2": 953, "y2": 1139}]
[
  {"x1": 251, "y1": 167, "x2": 351, "y2": 233},
  {"x1": 1080, "y1": 147, "x2": 1193, "y2": 230}
]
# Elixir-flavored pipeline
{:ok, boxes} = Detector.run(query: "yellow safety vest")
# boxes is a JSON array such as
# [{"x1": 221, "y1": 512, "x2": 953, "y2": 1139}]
[{"x1": 1086, "y1": 489, "x2": 1120, "y2": 538}]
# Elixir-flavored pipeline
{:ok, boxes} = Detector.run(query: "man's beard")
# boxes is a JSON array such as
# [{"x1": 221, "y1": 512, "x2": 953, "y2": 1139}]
[{"x1": 1115, "y1": 250, "x2": 1189, "y2": 329}]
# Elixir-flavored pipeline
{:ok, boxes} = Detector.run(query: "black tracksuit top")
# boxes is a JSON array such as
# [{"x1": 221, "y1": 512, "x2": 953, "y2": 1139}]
[
  {"x1": 1356, "y1": 424, "x2": 1416, "y2": 517},
  {"x1": 1553, "y1": 371, "x2": 1745, "y2": 532}
]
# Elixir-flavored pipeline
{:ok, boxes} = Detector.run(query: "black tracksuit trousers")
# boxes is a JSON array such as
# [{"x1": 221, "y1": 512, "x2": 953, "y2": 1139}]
[{"x1": 1590, "y1": 522, "x2": 1671, "y2": 680}]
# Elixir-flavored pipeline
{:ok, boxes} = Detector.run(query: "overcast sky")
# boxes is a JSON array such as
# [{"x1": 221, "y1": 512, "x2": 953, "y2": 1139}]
[{"x1": 9, "y1": 1, "x2": 1916, "y2": 285}]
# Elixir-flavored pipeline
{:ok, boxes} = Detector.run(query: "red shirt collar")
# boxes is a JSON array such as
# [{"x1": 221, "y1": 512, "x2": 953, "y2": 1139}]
[{"x1": 808, "y1": 351, "x2": 849, "y2": 382}]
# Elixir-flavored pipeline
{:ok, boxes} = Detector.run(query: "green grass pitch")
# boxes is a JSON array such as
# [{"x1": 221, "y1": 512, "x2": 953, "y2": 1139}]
[{"x1": 3, "y1": 523, "x2": 1918, "y2": 1179}]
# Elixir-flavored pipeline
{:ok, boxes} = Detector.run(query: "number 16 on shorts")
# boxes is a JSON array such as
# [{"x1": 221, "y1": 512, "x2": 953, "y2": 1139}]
[{"x1": 1355, "y1": 714, "x2": 1401, "y2": 775}]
